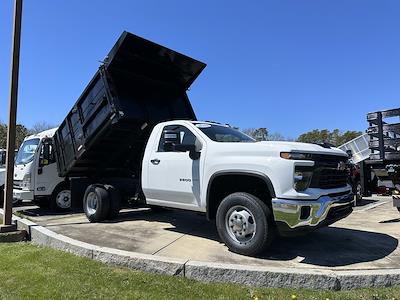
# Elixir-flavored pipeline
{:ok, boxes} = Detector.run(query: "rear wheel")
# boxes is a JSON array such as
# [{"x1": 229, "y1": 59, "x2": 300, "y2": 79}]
[
  {"x1": 50, "y1": 183, "x2": 71, "y2": 211},
  {"x1": 104, "y1": 185, "x2": 121, "y2": 220},
  {"x1": 216, "y1": 192, "x2": 275, "y2": 256},
  {"x1": 83, "y1": 184, "x2": 110, "y2": 222}
]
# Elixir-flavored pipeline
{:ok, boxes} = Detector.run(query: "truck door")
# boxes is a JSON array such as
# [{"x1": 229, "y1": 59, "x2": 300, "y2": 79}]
[
  {"x1": 146, "y1": 124, "x2": 203, "y2": 210},
  {"x1": 34, "y1": 138, "x2": 63, "y2": 196}
]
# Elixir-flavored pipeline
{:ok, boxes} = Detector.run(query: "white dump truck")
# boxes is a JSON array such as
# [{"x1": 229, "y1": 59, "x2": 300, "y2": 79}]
[{"x1": 35, "y1": 31, "x2": 353, "y2": 255}]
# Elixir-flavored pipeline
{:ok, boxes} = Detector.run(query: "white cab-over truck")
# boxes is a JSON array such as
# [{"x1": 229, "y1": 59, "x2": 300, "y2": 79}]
[
  {"x1": 10, "y1": 32, "x2": 354, "y2": 255},
  {"x1": 10, "y1": 129, "x2": 69, "y2": 209}
]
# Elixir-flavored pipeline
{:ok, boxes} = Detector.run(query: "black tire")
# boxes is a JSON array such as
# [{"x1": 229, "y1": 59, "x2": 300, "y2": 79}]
[
  {"x1": 104, "y1": 185, "x2": 121, "y2": 220},
  {"x1": 50, "y1": 182, "x2": 71, "y2": 211},
  {"x1": 354, "y1": 181, "x2": 362, "y2": 206},
  {"x1": 216, "y1": 192, "x2": 275, "y2": 256},
  {"x1": 83, "y1": 184, "x2": 110, "y2": 222}
]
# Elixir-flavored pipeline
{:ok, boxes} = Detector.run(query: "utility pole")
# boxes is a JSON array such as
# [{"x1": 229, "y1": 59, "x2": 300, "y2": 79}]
[{"x1": 1, "y1": 0, "x2": 23, "y2": 232}]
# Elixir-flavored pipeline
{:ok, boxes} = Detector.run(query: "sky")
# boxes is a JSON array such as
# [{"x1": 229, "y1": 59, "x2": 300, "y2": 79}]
[{"x1": 1, "y1": 0, "x2": 400, "y2": 139}]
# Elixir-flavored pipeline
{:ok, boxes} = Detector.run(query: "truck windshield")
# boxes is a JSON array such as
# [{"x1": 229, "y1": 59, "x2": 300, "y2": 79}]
[
  {"x1": 196, "y1": 124, "x2": 255, "y2": 143},
  {"x1": 15, "y1": 138, "x2": 40, "y2": 165}
]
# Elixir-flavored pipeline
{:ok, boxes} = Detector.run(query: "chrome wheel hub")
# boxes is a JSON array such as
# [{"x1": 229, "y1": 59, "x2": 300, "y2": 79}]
[
  {"x1": 225, "y1": 206, "x2": 256, "y2": 245},
  {"x1": 86, "y1": 192, "x2": 98, "y2": 215},
  {"x1": 56, "y1": 190, "x2": 71, "y2": 209}
]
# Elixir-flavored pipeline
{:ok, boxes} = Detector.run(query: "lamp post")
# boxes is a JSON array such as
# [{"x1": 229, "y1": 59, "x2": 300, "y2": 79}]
[{"x1": 1, "y1": 0, "x2": 23, "y2": 232}]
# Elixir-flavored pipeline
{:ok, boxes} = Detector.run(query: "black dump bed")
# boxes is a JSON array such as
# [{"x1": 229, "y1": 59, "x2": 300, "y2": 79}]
[{"x1": 54, "y1": 31, "x2": 206, "y2": 177}]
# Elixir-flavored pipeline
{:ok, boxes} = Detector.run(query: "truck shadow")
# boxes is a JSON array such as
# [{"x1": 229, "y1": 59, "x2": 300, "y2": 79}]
[
  {"x1": 261, "y1": 227, "x2": 398, "y2": 267},
  {"x1": 355, "y1": 198, "x2": 379, "y2": 207},
  {"x1": 112, "y1": 210, "x2": 398, "y2": 267},
  {"x1": 18, "y1": 206, "x2": 399, "y2": 268}
]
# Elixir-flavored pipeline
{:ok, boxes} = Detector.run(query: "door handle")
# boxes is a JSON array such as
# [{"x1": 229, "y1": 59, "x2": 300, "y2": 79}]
[{"x1": 150, "y1": 159, "x2": 160, "y2": 165}]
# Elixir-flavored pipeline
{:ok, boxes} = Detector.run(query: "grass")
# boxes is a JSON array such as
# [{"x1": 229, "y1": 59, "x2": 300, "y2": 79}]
[{"x1": 0, "y1": 243, "x2": 398, "y2": 300}]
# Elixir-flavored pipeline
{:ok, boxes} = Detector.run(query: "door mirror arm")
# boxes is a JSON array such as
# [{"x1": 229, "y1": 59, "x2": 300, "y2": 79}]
[
  {"x1": 189, "y1": 149, "x2": 201, "y2": 160},
  {"x1": 172, "y1": 144, "x2": 200, "y2": 160}
]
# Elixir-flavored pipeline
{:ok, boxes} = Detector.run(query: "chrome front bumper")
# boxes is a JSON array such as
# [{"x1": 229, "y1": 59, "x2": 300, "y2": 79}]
[{"x1": 272, "y1": 192, "x2": 354, "y2": 235}]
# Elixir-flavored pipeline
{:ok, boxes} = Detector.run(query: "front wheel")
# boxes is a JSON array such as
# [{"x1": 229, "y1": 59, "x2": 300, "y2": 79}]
[
  {"x1": 50, "y1": 183, "x2": 71, "y2": 211},
  {"x1": 216, "y1": 192, "x2": 275, "y2": 256}
]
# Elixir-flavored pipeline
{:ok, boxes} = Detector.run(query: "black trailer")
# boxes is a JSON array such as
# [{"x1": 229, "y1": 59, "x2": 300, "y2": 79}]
[
  {"x1": 365, "y1": 108, "x2": 400, "y2": 212},
  {"x1": 53, "y1": 31, "x2": 206, "y2": 217}
]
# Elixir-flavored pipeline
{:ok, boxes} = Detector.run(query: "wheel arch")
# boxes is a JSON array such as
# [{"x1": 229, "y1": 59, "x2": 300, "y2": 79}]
[
  {"x1": 206, "y1": 171, "x2": 276, "y2": 220},
  {"x1": 52, "y1": 179, "x2": 70, "y2": 195}
]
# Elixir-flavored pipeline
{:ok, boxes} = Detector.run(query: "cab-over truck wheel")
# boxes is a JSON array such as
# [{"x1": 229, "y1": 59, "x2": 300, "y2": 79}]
[
  {"x1": 216, "y1": 192, "x2": 275, "y2": 256},
  {"x1": 50, "y1": 182, "x2": 71, "y2": 211}
]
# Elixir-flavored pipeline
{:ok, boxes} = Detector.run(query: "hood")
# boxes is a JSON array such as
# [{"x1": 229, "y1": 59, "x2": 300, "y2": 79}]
[
  {"x1": 259, "y1": 141, "x2": 348, "y2": 157},
  {"x1": 211, "y1": 140, "x2": 348, "y2": 158}
]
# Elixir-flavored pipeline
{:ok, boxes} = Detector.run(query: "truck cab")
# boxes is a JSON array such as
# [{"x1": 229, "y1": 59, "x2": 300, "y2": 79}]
[
  {"x1": 139, "y1": 120, "x2": 354, "y2": 255},
  {"x1": 13, "y1": 128, "x2": 70, "y2": 210}
]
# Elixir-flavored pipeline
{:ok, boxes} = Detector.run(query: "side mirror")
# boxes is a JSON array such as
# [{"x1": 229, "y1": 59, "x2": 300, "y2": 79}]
[
  {"x1": 173, "y1": 144, "x2": 201, "y2": 160},
  {"x1": 39, "y1": 159, "x2": 49, "y2": 167},
  {"x1": 346, "y1": 150, "x2": 353, "y2": 158},
  {"x1": 162, "y1": 130, "x2": 180, "y2": 151}
]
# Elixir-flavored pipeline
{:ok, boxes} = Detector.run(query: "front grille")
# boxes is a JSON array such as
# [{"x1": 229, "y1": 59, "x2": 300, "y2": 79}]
[{"x1": 309, "y1": 155, "x2": 349, "y2": 189}]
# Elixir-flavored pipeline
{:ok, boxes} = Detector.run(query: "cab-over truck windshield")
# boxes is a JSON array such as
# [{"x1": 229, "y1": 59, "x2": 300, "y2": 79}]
[{"x1": 15, "y1": 138, "x2": 40, "y2": 165}]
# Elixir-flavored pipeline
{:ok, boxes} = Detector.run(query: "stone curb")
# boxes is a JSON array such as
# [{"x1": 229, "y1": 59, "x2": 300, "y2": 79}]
[{"x1": 3, "y1": 209, "x2": 400, "y2": 290}]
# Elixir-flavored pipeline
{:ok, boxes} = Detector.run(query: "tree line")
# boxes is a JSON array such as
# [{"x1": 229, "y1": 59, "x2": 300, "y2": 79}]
[
  {"x1": 242, "y1": 127, "x2": 362, "y2": 146},
  {"x1": 0, "y1": 120, "x2": 362, "y2": 150},
  {"x1": 0, "y1": 121, "x2": 55, "y2": 149}
]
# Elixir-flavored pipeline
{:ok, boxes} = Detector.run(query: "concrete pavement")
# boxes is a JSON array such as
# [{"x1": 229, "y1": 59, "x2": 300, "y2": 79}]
[{"x1": 14, "y1": 196, "x2": 400, "y2": 271}]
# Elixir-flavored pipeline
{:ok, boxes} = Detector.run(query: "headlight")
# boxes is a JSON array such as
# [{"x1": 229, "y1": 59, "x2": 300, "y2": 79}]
[
  {"x1": 294, "y1": 166, "x2": 313, "y2": 191},
  {"x1": 281, "y1": 152, "x2": 313, "y2": 160},
  {"x1": 22, "y1": 173, "x2": 31, "y2": 190}
]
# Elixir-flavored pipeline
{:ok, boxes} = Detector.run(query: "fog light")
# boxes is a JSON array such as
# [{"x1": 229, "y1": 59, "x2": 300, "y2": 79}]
[{"x1": 300, "y1": 206, "x2": 311, "y2": 220}]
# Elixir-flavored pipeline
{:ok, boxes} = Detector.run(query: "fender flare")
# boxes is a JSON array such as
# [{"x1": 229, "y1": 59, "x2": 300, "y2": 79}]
[
  {"x1": 51, "y1": 180, "x2": 70, "y2": 197},
  {"x1": 205, "y1": 170, "x2": 276, "y2": 219}
]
